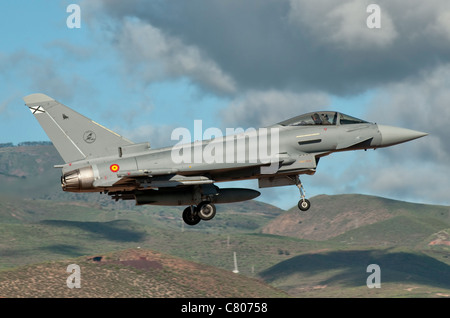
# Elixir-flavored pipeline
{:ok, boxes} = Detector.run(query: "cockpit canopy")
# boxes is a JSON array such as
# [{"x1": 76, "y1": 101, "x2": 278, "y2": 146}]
[{"x1": 278, "y1": 111, "x2": 369, "y2": 126}]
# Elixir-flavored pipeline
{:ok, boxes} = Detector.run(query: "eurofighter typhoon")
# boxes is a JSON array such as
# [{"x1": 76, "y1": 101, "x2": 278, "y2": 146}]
[{"x1": 24, "y1": 93, "x2": 427, "y2": 225}]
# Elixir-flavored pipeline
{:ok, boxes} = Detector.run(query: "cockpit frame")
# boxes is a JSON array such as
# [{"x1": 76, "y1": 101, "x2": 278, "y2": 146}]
[{"x1": 278, "y1": 111, "x2": 369, "y2": 126}]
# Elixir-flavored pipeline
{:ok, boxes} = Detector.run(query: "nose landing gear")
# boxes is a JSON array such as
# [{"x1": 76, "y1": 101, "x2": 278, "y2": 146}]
[
  {"x1": 292, "y1": 175, "x2": 311, "y2": 211},
  {"x1": 298, "y1": 197, "x2": 311, "y2": 211}
]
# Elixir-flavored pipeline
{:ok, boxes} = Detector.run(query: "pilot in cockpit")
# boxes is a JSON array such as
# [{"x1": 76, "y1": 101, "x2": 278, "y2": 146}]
[
  {"x1": 320, "y1": 113, "x2": 331, "y2": 125},
  {"x1": 312, "y1": 113, "x2": 322, "y2": 124}
]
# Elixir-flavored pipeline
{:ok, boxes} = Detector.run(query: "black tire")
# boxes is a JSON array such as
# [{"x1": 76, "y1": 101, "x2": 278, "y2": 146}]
[
  {"x1": 298, "y1": 199, "x2": 311, "y2": 211},
  {"x1": 182, "y1": 206, "x2": 201, "y2": 225},
  {"x1": 197, "y1": 201, "x2": 216, "y2": 221}
]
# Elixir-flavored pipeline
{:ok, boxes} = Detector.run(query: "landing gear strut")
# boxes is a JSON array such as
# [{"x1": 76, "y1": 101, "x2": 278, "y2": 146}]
[
  {"x1": 293, "y1": 175, "x2": 311, "y2": 211},
  {"x1": 182, "y1": 201, "x2": 217, "y2": 226}
]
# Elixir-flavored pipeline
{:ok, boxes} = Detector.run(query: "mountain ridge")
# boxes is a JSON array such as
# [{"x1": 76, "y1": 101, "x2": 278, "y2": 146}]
[{"x1": 262, "y1": 194, "x2": 450, "y2": 243}]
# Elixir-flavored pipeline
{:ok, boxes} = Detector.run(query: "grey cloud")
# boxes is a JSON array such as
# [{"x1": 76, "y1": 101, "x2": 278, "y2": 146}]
[
  {"x1": 0, "y1": 50, "x2": 92, "y2": 102},
  {"x1": 365, "y1": 163, "x2": 450, "y2": 203},
  {"x1": 44, "y1": 40, "x2": 94, "y2": 61},
  {"x1": 350, "y1": 155, "x2": 450, "y2": 205},
  {"x1": 0, "y1": 92, "x2": 21, "y2": 116},
  {"x1": 115, "y1": 18, "x2": 236, "y2": 94},
  {"x1": 220, "y1": 90, "x2": 330, "y2": 128},
  {"x1": 288, "y1": 0, "x2": 398, "y2": 49},
  {"x1": 368, "y1": 63, "x2": 450, "y2": 164},
  {"x1": 308, "y1": 149, "x2": 450, "y2": 205},
  {"x1": 87, "y1": 0, "x2": 450, "y2": 95}
]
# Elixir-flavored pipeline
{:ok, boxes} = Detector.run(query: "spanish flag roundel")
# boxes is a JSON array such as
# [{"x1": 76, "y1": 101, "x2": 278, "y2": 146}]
[{"x1": 110, "y1": 164, "x2": 120, "y2": 173}]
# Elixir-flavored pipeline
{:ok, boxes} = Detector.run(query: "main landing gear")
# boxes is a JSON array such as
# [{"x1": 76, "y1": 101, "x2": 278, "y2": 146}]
[
  {"x1": 182, "y1": 201, "x2": 217, "y2": 226},
  {"x1": 292, "y1": 175, "x2": 311, "y2": 211}
]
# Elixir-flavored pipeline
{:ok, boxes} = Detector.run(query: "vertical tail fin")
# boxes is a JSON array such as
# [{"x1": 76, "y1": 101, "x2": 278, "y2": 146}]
[{"x1": 23, "y1": 93, "x2": 134, "y2": 163}]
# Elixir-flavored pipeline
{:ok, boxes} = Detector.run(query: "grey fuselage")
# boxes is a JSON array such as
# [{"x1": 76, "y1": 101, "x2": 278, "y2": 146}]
[{"x1": 61, "y1": 117, "x2": 384, "y2": 194}]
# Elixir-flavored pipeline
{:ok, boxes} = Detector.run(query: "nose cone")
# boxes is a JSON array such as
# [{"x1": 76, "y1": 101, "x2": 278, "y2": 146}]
[{"x1": 377, "y1": 124, "x2": 428, "y2": 147}]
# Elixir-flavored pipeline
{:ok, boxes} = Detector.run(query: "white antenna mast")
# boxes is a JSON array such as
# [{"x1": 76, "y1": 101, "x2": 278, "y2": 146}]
[{"x1": 232, "y1": 252, "x2": 239, "y2": 274}]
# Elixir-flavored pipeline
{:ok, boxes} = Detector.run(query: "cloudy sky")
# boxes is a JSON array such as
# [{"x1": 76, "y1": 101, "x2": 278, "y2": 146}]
[{"x1": 1, "y1": 0, "x2": 449, "y2": 209}]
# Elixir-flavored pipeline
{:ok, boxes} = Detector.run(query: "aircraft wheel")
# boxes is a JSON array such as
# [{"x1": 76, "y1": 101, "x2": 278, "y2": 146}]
[
  {"x1": 298, "y1": 199, "x2": 311, "y2": 211},
  {"x1": 197, "y1": 201, "x2": 216, "y2": 221},
  {"x1": 182, "y1": 206, "x2": 201, "y2": 226}
]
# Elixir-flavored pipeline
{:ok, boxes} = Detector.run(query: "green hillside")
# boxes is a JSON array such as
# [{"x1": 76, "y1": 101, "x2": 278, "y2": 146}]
[
  {"x1": 263, "y1": 194, "x2": 450, "y2": 243},
  {"x1": 0, "y1": 195, "x2": 289, "y2": 270},
  {"x1": 260, "y1": 247, "x2": 450, "y2": 297},
  {"x1": 0, "y1": 145, "x2": 62, "y2": 198},
  {"x1": 331, "y1": 214, "x2": 449, "y2": 247},
  {"x1": 1, "y1": 194, "x2": 448, "y2": 297},
  {"x1": 0, "y1": 144, "x2": 449, "y2": 297}
]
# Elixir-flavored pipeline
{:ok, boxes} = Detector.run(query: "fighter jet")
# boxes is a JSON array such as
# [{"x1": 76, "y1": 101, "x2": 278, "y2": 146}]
[{"x1": 23, "y1": 93, "x2": 427, "y2": 226}]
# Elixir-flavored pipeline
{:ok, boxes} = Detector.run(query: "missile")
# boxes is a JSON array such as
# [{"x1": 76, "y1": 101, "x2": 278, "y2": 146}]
[{"x1": 134, "y1": 187, "x2": 260, "y2": 206}]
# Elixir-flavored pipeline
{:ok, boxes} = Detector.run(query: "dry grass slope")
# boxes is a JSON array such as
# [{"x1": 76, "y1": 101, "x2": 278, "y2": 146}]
[{"x1": 0, "y1": 248, "x2": 288, "y2": 298}]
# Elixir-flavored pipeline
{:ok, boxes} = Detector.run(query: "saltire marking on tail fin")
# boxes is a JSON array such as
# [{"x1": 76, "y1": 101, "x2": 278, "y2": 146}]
[{"x1": 29, "y1": 105, "x2": 45, "y2": 114}]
